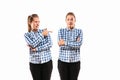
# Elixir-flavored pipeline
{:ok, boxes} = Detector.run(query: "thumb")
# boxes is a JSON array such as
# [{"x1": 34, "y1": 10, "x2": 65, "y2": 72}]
[{"x1": 48, "y1": 31, "x2": 53, "y2": 33}]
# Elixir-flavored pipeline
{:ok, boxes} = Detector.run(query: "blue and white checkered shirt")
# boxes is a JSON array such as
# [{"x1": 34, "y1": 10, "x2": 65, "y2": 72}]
[
  {"x1": 24, "y1": 29, "x2": 52, "y2": 64},
  {"x1": 58, "y1": 28, "x2": 83, "y2": 63}
]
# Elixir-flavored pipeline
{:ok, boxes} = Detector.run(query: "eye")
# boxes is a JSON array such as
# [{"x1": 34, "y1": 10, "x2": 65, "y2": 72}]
[
  {"x1": 67, "y1": 19, "x2": 69, "y2": 21},
  {"x1": 71, "y1": 18, "x2": 73, "y2": 21}
]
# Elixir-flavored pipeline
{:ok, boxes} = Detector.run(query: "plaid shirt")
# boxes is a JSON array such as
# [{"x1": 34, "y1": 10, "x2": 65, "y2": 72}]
[
  {"x1": 58, "y1": 28, "x2": 83, "y2": 63},
  {"x1": 24, "y1": 29, "x2": 52, "y2": 64}
]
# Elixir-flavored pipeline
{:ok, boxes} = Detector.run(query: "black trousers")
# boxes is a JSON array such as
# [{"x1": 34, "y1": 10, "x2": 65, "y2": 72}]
[
  {"x1": 30, "y1": 60, "x2": 53, "y2": 80},
  {"x1": 58, "y1": 60, "x2": 80, "y2": 80}
]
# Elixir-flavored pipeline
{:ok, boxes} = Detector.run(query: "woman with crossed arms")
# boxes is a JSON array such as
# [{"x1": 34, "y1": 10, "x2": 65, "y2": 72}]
[{"x1": 58, "y1": 12, "x2": 83, "y2": 80}]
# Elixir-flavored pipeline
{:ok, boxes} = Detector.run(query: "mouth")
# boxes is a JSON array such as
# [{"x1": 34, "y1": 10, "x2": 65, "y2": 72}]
[
  {"x1": 36, "y1": 25, "x2": 39, "y2": 28},
  {"x1": 69, "y1": 23, "x2": 72, "y2": 25}
]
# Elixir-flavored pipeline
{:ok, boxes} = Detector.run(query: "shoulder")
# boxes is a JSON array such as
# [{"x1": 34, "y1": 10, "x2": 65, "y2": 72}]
[
  {"x1": 24, "y1": 31, "x2": 34, "y2": 37},
  {"x1": 75, "y1": 28, "x2": 83, "y2": 32},
  {"x1": 24, "y1": 32, "x2": 30, "y2": 36},
  {"x1": 58, "y1": 28, "x2": 66, "y2": 32}
]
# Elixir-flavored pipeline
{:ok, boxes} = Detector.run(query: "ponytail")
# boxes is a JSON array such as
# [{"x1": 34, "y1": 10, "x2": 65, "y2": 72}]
[
  {"x1": 27, "y1": 14, "x2": 39, "y2": 32},
  {"x1": 28, "y1": 16, "x2": 32, "y2": 32}
]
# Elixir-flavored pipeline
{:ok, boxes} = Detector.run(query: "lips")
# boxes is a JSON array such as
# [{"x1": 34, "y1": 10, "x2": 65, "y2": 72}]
[{"x1": 69, "y1": 22, "x2": 73, "y2": 25}]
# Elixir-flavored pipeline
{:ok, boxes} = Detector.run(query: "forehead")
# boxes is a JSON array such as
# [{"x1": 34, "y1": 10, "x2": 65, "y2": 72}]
[
  {"x1": 33, "y1": 17, "x2": 39, "y2": 21},
  {"x1": 66, "y1": 15, "x2": 75, "y2": 19}
]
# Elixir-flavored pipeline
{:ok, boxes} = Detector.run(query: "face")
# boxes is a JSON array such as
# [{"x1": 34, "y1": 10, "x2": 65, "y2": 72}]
[
  {"x1": 31, "y1": 17, "x2": 40, "y2": 31},
  {"x1": 66, "y1": 15, "x2": 76, "y2": 29}
]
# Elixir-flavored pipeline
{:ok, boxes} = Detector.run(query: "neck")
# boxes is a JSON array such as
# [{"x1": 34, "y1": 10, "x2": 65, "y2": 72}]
[
  {"x1": 32, "y1": 29, "x2": 38, "y2": 32},
  {"x1": 68, "y1": 26, "x2": 74, "y2": 30}
]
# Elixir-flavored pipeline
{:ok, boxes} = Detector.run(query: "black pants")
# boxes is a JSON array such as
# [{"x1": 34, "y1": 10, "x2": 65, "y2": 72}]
[
  {"x1": 58, "y1": 60, "x2": 80, "y2": 80},
  {"x1": 30, "y1": 60, "x2": 53, "y2": 80}
]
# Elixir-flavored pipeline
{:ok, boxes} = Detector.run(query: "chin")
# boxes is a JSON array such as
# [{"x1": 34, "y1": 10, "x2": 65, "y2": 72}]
[
  {"x1": 70, "y1": 27, "x2": 74, "y2": 29},
  {"x1": 69, "y1": 26, "x2": 74, "y2": 29}
]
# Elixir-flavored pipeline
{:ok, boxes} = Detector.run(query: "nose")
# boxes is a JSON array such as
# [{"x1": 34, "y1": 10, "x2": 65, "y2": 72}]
[{"x1": 37, "y1": 22, "x2": 39, "y2": 24}]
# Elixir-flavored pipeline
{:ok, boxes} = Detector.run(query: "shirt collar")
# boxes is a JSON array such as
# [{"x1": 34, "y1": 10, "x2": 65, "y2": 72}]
[
  {"x1": 30, "y1": 30, "x2": 39, "y2": 34},
  {"x1": 66, "y1": 27, "x2": 75, "y2": 31}
]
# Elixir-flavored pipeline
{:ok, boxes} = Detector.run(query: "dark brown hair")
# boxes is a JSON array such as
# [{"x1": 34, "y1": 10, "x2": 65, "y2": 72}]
[
  {"x1": 66, "y1": 12, "x2": 76, "y2": 19},
  {"x1": 27, "y1": 14, "x2": 39, "y2": 32}
]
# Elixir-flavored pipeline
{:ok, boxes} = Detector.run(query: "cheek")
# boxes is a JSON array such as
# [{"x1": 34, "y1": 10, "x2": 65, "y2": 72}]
[
  {"x1": 34, "y1": 23, "x2": 38, "y2": 26},
  {"x1": 32, "y1": 24, "x2": 36, "y2": 28},
  {"x1": 72, "y1": 22, "x2": 75, "y2": 24}
]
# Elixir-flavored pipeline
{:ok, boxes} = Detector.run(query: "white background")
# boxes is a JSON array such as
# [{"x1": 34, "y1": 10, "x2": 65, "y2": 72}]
[{"x1": 0, "y1": 0, "x2": 120, "y2": 80}]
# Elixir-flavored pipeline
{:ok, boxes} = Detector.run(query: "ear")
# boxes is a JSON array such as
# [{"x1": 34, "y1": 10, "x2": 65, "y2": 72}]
[{"x1": 30, "y1": 23, "x2": 33, "y2": 28}]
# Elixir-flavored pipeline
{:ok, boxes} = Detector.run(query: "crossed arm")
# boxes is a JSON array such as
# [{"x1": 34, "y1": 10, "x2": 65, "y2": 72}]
[
  {"x1": 58, "y1": 29, "x2": 83, "y2": 49},
  {"x1": 25, "y1": 29, "x2": 52, "y2": 52}
]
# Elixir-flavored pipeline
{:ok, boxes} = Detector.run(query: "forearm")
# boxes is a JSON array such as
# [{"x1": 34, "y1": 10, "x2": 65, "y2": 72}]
[
  {"x1": 36, "y1": 34, "x2": 52, "y2": 51},
  {"x1": 65, "y1": 41, "x2": 82, "y2": 48},
  {"x1": 65, "y1": 30, "x2": 83, "y2": 48},
  {"x1": 36, "y1": 43, "x2": 52, "y2": 51},
  {"x1": 24, "y1": 33, "x2": 44, "y2": 48}
]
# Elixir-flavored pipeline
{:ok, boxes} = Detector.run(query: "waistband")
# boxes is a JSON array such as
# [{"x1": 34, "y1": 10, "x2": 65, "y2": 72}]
[
  {"x1": 38, "y1": 48, "x2": 50, "y2": 52},
  {"x1": 60, "y1": 47, "x2": 79, "y2": 50}
]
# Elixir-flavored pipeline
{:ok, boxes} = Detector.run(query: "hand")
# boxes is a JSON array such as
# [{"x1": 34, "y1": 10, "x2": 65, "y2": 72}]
[
  {"x1": 76, "y1": 37, "x2": 80, "y2": 41},
  {"x1": 42, "y1": 28, "x2": 53, "y2": 36},
  {"x1": 42, "y1": 28, "x2": 49, "y2": 36},
  {"x1": 31, "y1": 48, "x2": 36, "y2": 52},
  {"x1": 58, "y1": 39, "x2": 65, "y2": 46}
]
